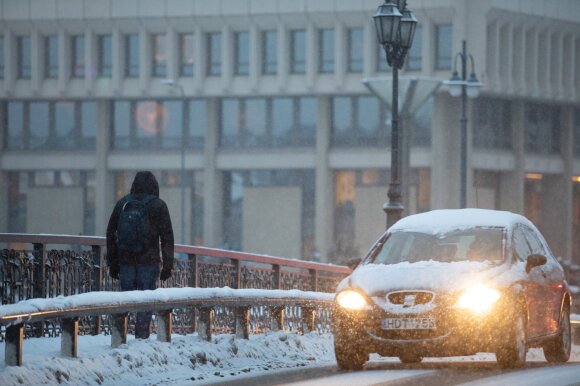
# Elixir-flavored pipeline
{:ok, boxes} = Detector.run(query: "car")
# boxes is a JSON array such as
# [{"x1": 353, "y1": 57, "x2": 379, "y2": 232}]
[{"x1": 333, "y1": 208, "x2": 572, "y2": 370}]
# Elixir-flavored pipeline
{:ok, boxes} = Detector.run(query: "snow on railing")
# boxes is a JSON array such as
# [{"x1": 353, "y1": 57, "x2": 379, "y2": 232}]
[{"x1": 0, "y1": 287, "x2": 334, "y2": 366}]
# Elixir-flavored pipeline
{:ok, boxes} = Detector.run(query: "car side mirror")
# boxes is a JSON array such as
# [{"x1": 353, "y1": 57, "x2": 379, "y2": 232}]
[
  {"x1": 346, "y1": 257, "x2": 362, "y2": 270},
  {"x1": 526, "y1": 253, "x2": 547, "y2": 273}
]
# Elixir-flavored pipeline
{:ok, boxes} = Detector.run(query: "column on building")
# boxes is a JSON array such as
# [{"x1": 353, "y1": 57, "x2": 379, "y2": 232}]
[
  {"x1": 540, "y1": 107, "x2": 574, "y2": 261},
  {"x1": 314, "y1": 96, "x2": 333, "y2": 262},
  {"x1": 202, "y1": 98, "x2": 223, "y2": 248},
  {"x1": 94, "y1": 101, "x2": 113, "y2": 236},
  {"x1": 0, "y1": 102, "x2": 7, "y2": 232},
  {"x1": 430, "y1": 93, "x2": 461, "y2": 209},
  {"x1": 498, "y1": 102, "x2": 524, "y2": 214}
]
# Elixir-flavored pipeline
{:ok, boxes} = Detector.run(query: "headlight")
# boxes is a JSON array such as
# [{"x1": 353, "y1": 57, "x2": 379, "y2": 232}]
[
  {"x1": 457, "y1": 287, "x2": 501, "y2": 313},
  {"x1": 336, "y1": 290, "x2": 368, "y2": 310}
]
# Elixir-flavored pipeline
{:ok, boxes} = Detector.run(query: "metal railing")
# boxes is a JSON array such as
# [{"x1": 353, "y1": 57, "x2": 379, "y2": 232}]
[
  {"x1": 0, "y1": 233, "x2": 350, "y2": 338},
  {"x1": 0, "y1": 287, "x2": 334, "y2": 366}
]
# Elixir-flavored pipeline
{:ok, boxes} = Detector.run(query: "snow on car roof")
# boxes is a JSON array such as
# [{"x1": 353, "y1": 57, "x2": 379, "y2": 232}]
[{"x1": 388, "y1": 208, "x2": 533, "y2": 235}]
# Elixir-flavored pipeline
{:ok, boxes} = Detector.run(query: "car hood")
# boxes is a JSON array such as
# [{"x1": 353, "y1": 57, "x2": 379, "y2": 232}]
[{"x1": 337, "y1": 260, "x2": 516, "y2": 295}]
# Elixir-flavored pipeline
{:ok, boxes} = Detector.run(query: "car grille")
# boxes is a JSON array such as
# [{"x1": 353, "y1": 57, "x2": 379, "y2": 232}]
[{"x1": 387, "y1": 291, "x2": 434, "y2": 305}]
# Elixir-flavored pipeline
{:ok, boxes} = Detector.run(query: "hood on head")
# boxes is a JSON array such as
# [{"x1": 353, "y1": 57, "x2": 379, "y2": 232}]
[{"x1": 130, "y1": 171, "x2": 159, "y2": 197}]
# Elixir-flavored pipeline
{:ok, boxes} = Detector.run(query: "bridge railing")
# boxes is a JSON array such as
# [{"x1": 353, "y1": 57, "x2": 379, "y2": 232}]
[
  {"x1": 0, "y1": 233, "x2": 349, "y2": 338},
  {"x1": 0, "y1": 287, "x2": 334, "y2": 366}
]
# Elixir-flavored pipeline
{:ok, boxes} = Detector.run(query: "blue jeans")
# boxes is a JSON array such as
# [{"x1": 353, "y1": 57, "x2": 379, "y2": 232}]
[{"x1": 120, "y1": 264, "x2": 160, "y2": 339}]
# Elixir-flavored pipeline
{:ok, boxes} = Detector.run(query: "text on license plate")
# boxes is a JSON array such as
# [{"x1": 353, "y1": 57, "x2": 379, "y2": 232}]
[{"x1": 381, "y1": 317, "x2": 436, "y2": 330}]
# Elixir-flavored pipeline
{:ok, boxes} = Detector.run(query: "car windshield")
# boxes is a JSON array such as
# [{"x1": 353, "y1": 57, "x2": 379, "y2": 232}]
[{"x1": 367, "y1": 227, "x2": 505, "y2": 265}]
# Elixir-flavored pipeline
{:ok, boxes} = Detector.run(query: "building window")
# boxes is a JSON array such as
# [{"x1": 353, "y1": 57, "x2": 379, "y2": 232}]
[
  {"x1": 80, "y1": 101, "x2": 97, "y2": 148},
  {"x1": 7, "y1": 102, "x2": 25, "y2": 149},
  {"x1": 44, "y1": 35, "x2": 58, "y2": 78},
  {"x1": 112, "y1": 99, "x2": 206, "y2": 150},
  {"x1": 5, "y1": 100, "x2": 97, "y2": 150},
  {"x1": 290, "y1": 29, "x2": 306, "y2": 74},
  {"x1": 0, "y1": 36, "x2": 4, "y2": 79},
  {"x1": 125, "y1": 34, "x2": 139, "y2": 77},
  {"x1": 29, "y1": 102, "x2": 50, "y2": 149},
  {"x1": 262, "y1": 30, "x2": 277, "y2": 75},
  {"x1": 319, "y1": 28, "x2": 335, "y2": 73},
  {"x1": 220, "y1": 96, "x2": 316, "y2": 149},
  {"x1": 525, "y1": 103, "x2": 560, "y2": 154},
  {"x1": 435, "y1": 24, "x2": 452, "y2": 70},
  {"x1": 331, "y1": 95, "x2": 388, "y2": 147},
  {"x1": 207, "y1": 32, "x2": 222, "y2": 76},
  {"x1": 376, "y1": 42, "x2": 390, "y2": 72},
  {"x1": 71, "y1": 35, "x2": 85, "y2": 78},
  {"x1": 234, "y1": 31, "x2": 249, "y2": 76},
  {"x1": 347, "y1": 28, "x2": 363, "y2": 73},
  {"x1": 98, "y1": 35, "x2": 112, "y2": 77},
  {"x1": 406, "y1": 25, "x2": 422, "y2": 71},
  {"x1": 333, "y1": 169, "x2": 391, "y2": 263},
  {"x1": 17, "y1": 35, "x2": 32, "y2": 79},
  {"x1": 474, "y1": 98, "x2": 512, "y2": 150},
  {"x1": 412, "y1": 95, "x2": 433, "y2": 146},
  {"x1": 151, "y1": 34, "x2": 167, "y2": 77},
  {"x1": 55, "y1": 101, "x2": 77, "y2": 149},
  {"x1": 179, "y1": 33, "x2": 194, "y2": 76},
  {"x1": 223, "y1": 170, "x2": 315, "y2": 259},
  {"x1": 188, "y1": 100, "x2": 206, "y2": 149},
  {"x1": 8, "y1": 171, "x2": 95, "y2": 235}
]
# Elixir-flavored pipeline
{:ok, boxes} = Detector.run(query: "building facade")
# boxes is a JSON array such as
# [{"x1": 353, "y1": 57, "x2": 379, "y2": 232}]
[{"x1": 1, "y1": 0, "x2": 579, "y2": 265}]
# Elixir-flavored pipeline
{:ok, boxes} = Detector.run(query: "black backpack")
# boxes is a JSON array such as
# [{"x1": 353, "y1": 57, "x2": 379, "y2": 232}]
[{"x1": 116, "y1": 194, "x2": 156, "y2": 253}]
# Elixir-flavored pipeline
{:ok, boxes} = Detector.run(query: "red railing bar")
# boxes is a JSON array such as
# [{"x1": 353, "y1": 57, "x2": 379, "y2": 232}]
[{"x1": 0, "y1": 233, "x2": 351, "y2": 274}]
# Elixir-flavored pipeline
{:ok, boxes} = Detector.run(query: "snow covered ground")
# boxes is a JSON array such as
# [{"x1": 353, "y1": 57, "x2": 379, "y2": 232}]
[{"x1": 1, "y1": 331, "x2": 579, "y2": 386}]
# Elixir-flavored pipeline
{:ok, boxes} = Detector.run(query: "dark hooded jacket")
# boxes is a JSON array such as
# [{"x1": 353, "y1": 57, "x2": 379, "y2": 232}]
[{"x1": 106, "y1": 171, "x2": 174, "y2": 269}]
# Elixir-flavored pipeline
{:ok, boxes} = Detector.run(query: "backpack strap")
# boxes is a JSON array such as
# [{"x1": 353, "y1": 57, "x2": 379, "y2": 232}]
[{"x1": 142, "y1": 195, "x2": 157, "y2": 205}]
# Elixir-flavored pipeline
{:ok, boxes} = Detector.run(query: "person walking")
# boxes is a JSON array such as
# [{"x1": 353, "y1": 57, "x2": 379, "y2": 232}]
[{"x1": 106, "y1": 170, "x2": 174, "y2": 339}]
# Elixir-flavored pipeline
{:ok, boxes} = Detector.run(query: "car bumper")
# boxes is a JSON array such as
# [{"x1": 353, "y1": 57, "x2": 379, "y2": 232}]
[{"x1": 333, "y1": 305, "x2": 513, "y2": 357}]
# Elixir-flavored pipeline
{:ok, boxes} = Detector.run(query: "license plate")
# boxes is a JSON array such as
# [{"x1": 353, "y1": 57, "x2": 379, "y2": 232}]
[{"x1": 381, "y1": 317, "x2": 436, "y2": 330}]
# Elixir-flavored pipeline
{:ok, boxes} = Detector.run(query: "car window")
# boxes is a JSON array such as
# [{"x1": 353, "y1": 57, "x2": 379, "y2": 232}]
[
  {"x1": 522, "y1": 226, "x2": 547, "y2": 256},
  {"x1": 512, "y1": 226, "x2": 531, "y2": 262},
  {"x1": 368, "y1": 227, "x2": 504, "y2": 265}
]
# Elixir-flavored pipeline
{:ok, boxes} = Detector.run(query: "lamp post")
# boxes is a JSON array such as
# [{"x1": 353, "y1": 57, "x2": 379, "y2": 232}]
[
  {"x1": 161, "y1": 79, "x2": 186, "y2": 244},
  {"x1": 373, "y1": 0, "x2": 417, "y2": 229},
  {"x1": 443, "y1": 40, "x2": 482, "y2": 208}
]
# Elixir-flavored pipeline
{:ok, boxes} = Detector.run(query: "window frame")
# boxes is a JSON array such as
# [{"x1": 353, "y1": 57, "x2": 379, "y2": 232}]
[
  {"x1": 151, "y1": 33, "x2": 167, "y2": 78},
  {"x1": 125, "y1": 34, "x2": 140, "y2": 78},
  {"x1": 262, "y1": 30, "x2": 277, "y2": 75},
  {"x1": 290, "y1": 29, "x2": 306, "y2": 74},
  {"x1": 70, "y1": 34, "x2": 86, "y2": 78},
  {"x1": 318, "y1": 28, "x2": 335, "y2": 74},
  {"x1": 17, "y1": 35, "x2": 32, "y2": 79},
  {"x1": 234, "y1": 31, "x2": 250, "y2": 76},
  {"x1": 207, "y1": 32, "x2": 222, "y2": 76},
  {"x1": 179, "y1": 33, "x2": 194, "y2": 77},
  {"x1": 97, "y1": 34, "x2": 112, "y2": 78},
  {"x1": 44, "y1": 35, "x2": 59, "y2": 79},
  {"x1": 347, "y1": 27, "x2": 363, "y2": 73}
]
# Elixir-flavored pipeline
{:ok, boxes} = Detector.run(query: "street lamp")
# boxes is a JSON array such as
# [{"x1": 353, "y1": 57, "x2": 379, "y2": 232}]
[
  {"x1": 373, "y1": 0, "x2": 418, "y2": 229},
  {"x1": 160, "y1": 79, "x2": 186, "y2": 244},
  {"x1": 443, "y1": 40, "x2": 482, "y2": 208}
]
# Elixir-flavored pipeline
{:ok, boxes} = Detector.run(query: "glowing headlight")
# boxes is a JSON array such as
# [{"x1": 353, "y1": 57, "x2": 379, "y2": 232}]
[
  {"x1": 336, "y1": 290, "x2": 368, "y2": 310},
  {"x1": 457, "y1": 287, "x2": 501, "y2": 313}
]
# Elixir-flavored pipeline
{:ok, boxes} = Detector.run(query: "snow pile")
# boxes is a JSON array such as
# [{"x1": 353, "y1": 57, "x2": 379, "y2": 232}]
[
  {"x1": 0, "y1": 288, "x2": 333, "y2": 321},
  {"x1": 388, "y1": 208, "x2": 533, "y2": 235},
  {"x1": 0, "y1": 332, "x2": 335, "y2": 386}
]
